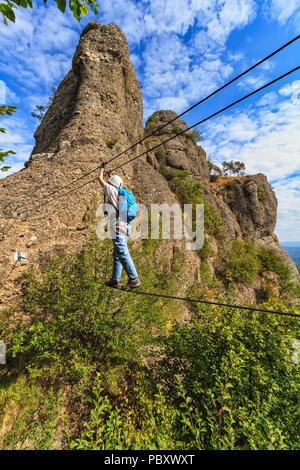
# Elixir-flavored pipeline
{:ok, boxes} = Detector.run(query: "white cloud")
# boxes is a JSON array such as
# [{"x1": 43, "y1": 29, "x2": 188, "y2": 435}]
[
  {"x1": 265, "y1": 0, "x2": 300, "y2": 24},
  {"x1": 0, "y1": 111, "x2": 34, "y2": 177},
  {"x1": 273, "y1": 176, "x2": 300, "y2": 241},
  {"x1": 0, "y1": 81, "x2": 6, "y2": 103},
  {"x1": 203, "y1": 79, "x2": 300, "y2": 242},
  {"x1": 100, "y1": 0, "x2": 145, "y2": 43},
  {"x1": 0, "y1": 4, "x2": 79, "y2": 89},
  {"x1": 1, "y1": 0, "x2": 299, "y2": 243},
  {"x1": 206, "y1": 0, "x2": 257, "y2": 43},
  {"x1": 257, "y1": 91, "x2": 279, "y2": 107}
]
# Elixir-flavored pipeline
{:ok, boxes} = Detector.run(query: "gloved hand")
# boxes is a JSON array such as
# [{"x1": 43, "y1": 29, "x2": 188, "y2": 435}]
[{"x1": 100, "y1": 161, "x2": 107, "y2": 169}]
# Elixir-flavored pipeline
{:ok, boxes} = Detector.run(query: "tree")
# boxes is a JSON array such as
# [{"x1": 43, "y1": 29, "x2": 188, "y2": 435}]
[
  {"x1": 186, "y1": 128, "x2": 203, "y2": 145},
  {"x1": 221, "y1": 160, "x2": 246, "y2": 176},
  {"x1": 0, "y1": 105, "x2": 16, "y2": 171},
  {"x1": 31, "y1": 86, "x2": 56, "y2": 122},
  {"x1": 0, "y1": 0, "x2": 99, "y2": 25}
]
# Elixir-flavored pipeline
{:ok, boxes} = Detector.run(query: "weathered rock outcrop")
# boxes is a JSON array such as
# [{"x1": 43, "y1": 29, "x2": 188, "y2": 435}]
[
  {"x1": 145, "y1": 110, "x2": 210, "y2": 180},
  {"x1": 0, "y1": 21, "x2": 298, "y2": 308},
  {"x1": 216, "y1": 174, "x2": 277, "y2": 239},
  {"x1": 0, "y1": 22, "x2": 197, "y2": 307},
  {"x1": 145, "y1": 110, "x2": 299, "y2": 284}
]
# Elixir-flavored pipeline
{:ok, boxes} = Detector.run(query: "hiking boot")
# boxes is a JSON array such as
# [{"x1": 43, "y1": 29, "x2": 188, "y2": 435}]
[
  {"x1": 105, "y1": 278, "x2": 120, "y2": 289},
  {"x1": 122, "y1": 277, "x2": 141, "y2": 291}
]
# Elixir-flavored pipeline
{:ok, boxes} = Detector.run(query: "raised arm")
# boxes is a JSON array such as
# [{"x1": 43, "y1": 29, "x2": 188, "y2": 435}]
[{"x1": 98, "y1": 162, "x2": 107, "y2": 187}]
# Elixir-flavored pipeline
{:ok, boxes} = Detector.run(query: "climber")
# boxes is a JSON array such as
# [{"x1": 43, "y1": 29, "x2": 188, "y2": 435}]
[{"x1": 98, "y1": 162, "x2": 141, "y2": 291}]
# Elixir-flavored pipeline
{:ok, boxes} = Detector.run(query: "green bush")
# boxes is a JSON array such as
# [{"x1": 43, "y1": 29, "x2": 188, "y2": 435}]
[
  {"x1": 0, "y1": 376, "x2": 63, "y2": 450},
  {"x1": 258, "y1": 246, "x2": 292, "y2": 290},
  {"x1": 257, "y1": 189, "x2": 267, "y2": 202},
  {"x1": 0, "y1": 237, "x2": 181, "y2": 390},
  {"x1": 218, "y1": 240, "x2": 261, "y2": 284},
  {"x1": 198, "y1": 238, "x2": 215, "y2": 261},
  {"x1": 154, "y1": 145, "x2": 166, "y2": 163},
  {"x1": 217, "y1": 241, "x2": 295, "y2": 295},
  {"x1": 155, "y1": 301, "x2": 300, "y2": 450},
  {"x1": 0, "y1": 227, "x2": 298, "y2": 450},
  {"x1": 185, "y1": 128, "x2": 203, "y2": 145},
  {"x1": 145, "y1": 115, "x2": 159, "y2": 134},
  {"x1": 106, "y1": 137, "x2": 119, "y2": 149},
  {"x1": 69, "y1": 372, "x2": 182, "y2": 450},
  {"x1": 170, "y1": 175, "x2": 223, "y2": 235},
  {"x1": 71, "y1": 299, "x2": 300, "y2": 450}
]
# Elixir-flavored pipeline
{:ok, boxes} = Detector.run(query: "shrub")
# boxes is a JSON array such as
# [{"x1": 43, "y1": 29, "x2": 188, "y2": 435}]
[
  {"x1": 156, "y1": 300, "x2": 300, "y2": 449},
  {"x1": 257, "y1": 188, "x2": 267, "y2": 202},
  {"x1": 218, "y1": 240, "x2": 261, "y2": 284},
  {"x1": 185, "y1": 128, "x2": 203, "y2": 145},
  {"x1": 169, "y1": 175, "x2": 223, "y2": 235},
  {"x1": 69, "y1": 372, "x2": 182, "y2": 450},
  {"x1": 0, "y1": 237, "x2": 181, "y2": 390},
  {"x1": 222, "y1": 160, "x2": 246, "y2": 176},
  {"x1": 106, "y1": 137, "x2": 119, "y2": 149},
  {"x1": 0, "y1": 376, "x2": 63, "y2": 450},
  {"x1": 154, "y1": 145, "x2": 166, "y2": 163},
  {"x1": 145, "y1": 115, "x2": 159, "y2": 133},
  {"x1": 258, "y1": 246, "x2": 292, "y2": 294},
  {"x1": 217, "y1": 241, "x2": 294, "y2": 293},
  {"x1": 198, "y1": 238, "x2": 215, "y2": 261}
]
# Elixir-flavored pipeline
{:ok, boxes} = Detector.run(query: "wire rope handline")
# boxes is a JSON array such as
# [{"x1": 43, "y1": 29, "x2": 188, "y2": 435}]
[
  {"x1": 107, "y1": 34, "x2": 300, "y2": 166},
  {"x1": 111, "y1": 65, "x2": 300, "y2": 171},
  {"x1": 10, "y1": 34, "x2": 299, "y2": 212},
  {"x1": 86, "y1": 277, "x2": 300, "y2": 319},
  {"x1": 17, "y1": 64, "x2": 300, "y2": 217}
]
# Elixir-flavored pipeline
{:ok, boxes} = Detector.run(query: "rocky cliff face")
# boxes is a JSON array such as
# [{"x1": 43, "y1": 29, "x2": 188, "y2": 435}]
[
  {"x1": 144, "y1": 110, "x2": 299, "y2": 287},
  {"x1": 0, "y1": 21, "x2": 298, "y2": 309},
  {"x1": 0, "y1": 22, "x2": 197, "y2": 307}
]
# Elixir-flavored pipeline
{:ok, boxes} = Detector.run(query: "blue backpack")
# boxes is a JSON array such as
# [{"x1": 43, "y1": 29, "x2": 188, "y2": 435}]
[{"x1": 116, "y1": 188, "x2": 138, "y2": 223}]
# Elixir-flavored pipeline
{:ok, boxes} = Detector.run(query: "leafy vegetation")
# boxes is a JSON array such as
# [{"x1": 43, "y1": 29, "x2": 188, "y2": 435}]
[
  {"x1": 217, "y1": 240, "x2": 295, "y2": 297},
  {"x1": 31, "y1": 87, "x2": 56, "y2": 122},
  {"x1": 185, "y1": 128, "x2": 203, "y2": 145},
  {"x1": 0, "y1": 105, "x2": 16, "y2": 171},
  {"x1": 106, "y1": 137, "x2": 119, "y2": 149},
  {"x1": 1, "y1": 237, "x2": 180, "y2": 388},
  {"x1": 154, "y1": 145, "x2": 166, "y2": 164},
  {"x1": 169, "y1": 173, "x2": 224, "y2": 235},
  {"x1": 145, "y1": 115, "x2": 159, "y2": 134},
  {"x1": 222, "y1": 160, "x2": 246, "y2": 176},
  {"x1": 0, "y1": 0, "x2": 99, "y2": 24},
  {"x1": 0, "y1": 233, "x2": 299, "y2": 450},
  {"x1": 257, "y1": 188, "x2": 267, "y2": 202},
  {"x1": 70, "y1": 297, "x2": 300, "y2": 450},
  {"x1": 155, "y1": 301, "x2": 300, "y2": 450}
]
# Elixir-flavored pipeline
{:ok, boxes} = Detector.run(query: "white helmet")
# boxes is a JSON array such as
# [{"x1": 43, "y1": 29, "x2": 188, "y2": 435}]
[{"x1": 108, "y1": 174, "x2": 123, "y2": 189}]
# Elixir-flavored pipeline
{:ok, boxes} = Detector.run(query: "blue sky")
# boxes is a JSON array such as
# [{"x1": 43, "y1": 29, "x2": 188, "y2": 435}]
[{"x1": 0, "y1": 0, "x2": 300, "y2": 242}]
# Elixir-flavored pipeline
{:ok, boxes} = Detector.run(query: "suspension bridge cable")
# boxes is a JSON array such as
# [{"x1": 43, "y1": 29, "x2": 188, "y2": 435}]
[
  {"x1": 9, "y1": 34, "x2": 299, "y2": 212},
  {"x1": 15, "y1": 64, "x2": 300, "y2": 217},
  {"x1": 107, "y1": 34, "x2": 300, "y2": 165},
  {"x1": 86, "y1": 278, "x2": 300, "y2": 319},
  {"x1": 111, "y1": 65, "x2": 300, "y2": 172}
]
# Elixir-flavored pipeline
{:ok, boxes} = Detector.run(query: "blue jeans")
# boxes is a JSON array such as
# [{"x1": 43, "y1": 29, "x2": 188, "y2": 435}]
[{"x1": 112, "y1": 226, "x2": 138, "y2": 281}]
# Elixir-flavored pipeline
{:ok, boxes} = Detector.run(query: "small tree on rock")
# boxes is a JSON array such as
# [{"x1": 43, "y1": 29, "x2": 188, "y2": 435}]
[
  {"x1": 31, "y1": 86, "x2": 56, "y2": 122},
  {"x1": 221, "y1": 160, "x2": 246, "y2": 176}
]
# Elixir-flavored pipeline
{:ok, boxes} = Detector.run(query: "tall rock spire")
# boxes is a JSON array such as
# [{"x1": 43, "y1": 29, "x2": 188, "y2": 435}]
[
  {"x1": 30, "y1": 21, "x2": 144, "y2": 158},
  {"x1": 0, "y1": 22, "x2": 180, "y2": 306}
]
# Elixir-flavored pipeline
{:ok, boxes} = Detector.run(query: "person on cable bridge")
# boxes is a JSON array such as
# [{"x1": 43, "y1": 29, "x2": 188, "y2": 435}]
[{"x1": 98, "y1": 162, "x2": 141, "y2": 291}]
